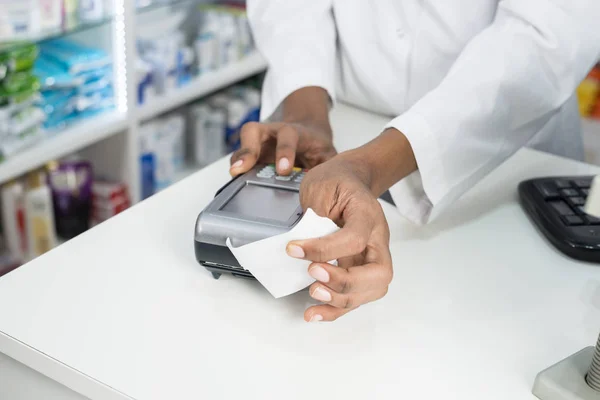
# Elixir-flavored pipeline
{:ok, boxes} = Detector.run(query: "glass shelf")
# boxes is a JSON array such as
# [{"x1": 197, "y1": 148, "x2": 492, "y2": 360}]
[{"x1": 0, "y1": 14, "x2": 115, "y2": 53}]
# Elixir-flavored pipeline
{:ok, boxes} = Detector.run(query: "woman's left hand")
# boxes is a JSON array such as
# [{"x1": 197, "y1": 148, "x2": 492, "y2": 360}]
[{"x1": 285, "y1": 153, "x2": 394, "y2": 322}]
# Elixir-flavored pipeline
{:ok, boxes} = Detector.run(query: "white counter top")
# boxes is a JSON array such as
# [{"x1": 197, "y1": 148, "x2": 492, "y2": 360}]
[{"x1": 1, "y1": 104, "x2": 600, "y2": 400}]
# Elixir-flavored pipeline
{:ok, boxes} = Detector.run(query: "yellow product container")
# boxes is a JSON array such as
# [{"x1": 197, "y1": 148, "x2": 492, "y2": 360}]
[{"x1": 577, "y1": 78, "x2": 600, "y2": 117}]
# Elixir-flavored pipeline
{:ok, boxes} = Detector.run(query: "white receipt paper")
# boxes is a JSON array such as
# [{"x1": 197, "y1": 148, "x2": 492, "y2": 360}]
[{"x1": 226, "y1": 208, "x2": 339, "y2": 298}]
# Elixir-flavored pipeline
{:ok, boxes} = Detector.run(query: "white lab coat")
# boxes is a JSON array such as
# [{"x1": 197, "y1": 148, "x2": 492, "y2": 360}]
[{"x1": 247, "y1": 0, "x2": 600, "y2": 224}]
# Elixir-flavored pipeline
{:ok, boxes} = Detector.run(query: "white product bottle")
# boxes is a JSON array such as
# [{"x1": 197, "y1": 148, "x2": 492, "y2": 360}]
[
  {"x1": 195, "y1": 12, "x2": 220, "y2": 73},
  {"x1": 191, "y1": 104, "x2": 209, "y2": 166},
  {"x1": 243, "y1": 87, "x2": 261, "y2": 111},
  {"x1": 236, "y1": 14, "x2": 253, "y2": 55},
  {"x1": 219, "y1": 13, "x2": 239, "y2": 66},
  {"x1": 25, "y1": 170, "x2": 57, "y2": 260},
  {"x1": 226, "y1": 99, "x2": 249, "y2": 152},
  {"x1": 207, "y1": 110, "x2": 227, "y2": 163},
  {"x1": 1, "y1": 181, "x2": 27, "y2": 261},
  {"x1": 192, "y1": 104, "x2": 227, "y2": 166},
  {"x1": 164, "y1": 114, "x2": 185, "y2": 170},
  {"x1": 154, "y1": 121, "x2": 175, "y2": 191}
]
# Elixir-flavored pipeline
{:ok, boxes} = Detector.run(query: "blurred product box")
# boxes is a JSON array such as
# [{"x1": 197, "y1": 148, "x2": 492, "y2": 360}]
[
  {"x1": 0, "y1": 157, "x2": 130, "y2": 271},
  {"x1": 139, "y1": 112, "x2": 186, "y2": 198},
  {"x1": 34, "y1": 38, "x2": 115, "y2": 131}
]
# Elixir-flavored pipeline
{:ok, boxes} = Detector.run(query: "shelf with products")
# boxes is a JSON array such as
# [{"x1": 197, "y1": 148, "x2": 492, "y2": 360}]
[
  {"x1": 0, "y1": 110, "x2": 127, "y2": 184},
  {"x1": 140, "y1": 77, "x2": 261, "y2": 199},
  {"x1": 138, "y1": 51, "x2": 266, "y2": 121},
  {"x1": 135, "y1": 0, "x2": 260, "y2": 120},
  {"x1": 0, "y1": 154, "x2": 132, "y2": 277},
  {"x1": 0, "y1": 0, "x2": 262, "y2": 272},
  {"x1": 1, "y1": 24, "x2": 124, "y2": 183},
  {"x1": 0, "y1": 3, "x2": 116, "y2": 52}
]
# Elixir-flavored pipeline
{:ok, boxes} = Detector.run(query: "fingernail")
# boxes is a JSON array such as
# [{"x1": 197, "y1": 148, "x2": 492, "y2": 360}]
[
  {"x1": 231, "y1": 160, "x2": 243, "y2": 169},
  {"x1": 286, "y1": 244, "x2": 305, "y2": 259},
  {"x1": 309, "y1": 265, "x2": 330, "y2": 283},
  {"x1": 311, "y1": 287, "x2": 331, "y2": 302},
  {"x1": 309, "y1": 314, "x2": 323, "y2": 322},
  {"x1": 278, "y1": 157, "x2": 290, "y2": 171}
]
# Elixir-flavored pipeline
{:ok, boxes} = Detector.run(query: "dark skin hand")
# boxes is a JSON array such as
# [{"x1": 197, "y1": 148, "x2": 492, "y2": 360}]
[
  {"x1": 230, "y1": 87, "x2": 336, "y2": 176},
  {"x1": 230, "y1": 86, "x2": 418, "y2": 322},
  {"x1": 286, "y1": 130, "x2": 417, "y2": 321}
]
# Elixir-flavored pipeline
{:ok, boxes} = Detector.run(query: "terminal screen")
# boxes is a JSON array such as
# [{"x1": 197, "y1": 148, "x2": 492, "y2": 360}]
[{"x1": 221, "y1": 183, "x2": 300, "y2": 223}]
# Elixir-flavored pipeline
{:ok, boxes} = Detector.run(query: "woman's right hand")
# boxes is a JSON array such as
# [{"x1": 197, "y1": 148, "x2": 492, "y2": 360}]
[
  {"x1": 229, "y1": 86, "x2": 336, "y2": 176},
  {"x1": 229, "y1": 120, "x2": 337, "y2": 176}
]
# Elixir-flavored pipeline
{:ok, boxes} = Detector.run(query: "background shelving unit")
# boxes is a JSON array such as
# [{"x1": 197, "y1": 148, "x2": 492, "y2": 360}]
[
  {"x1": 0, "y1": 0, "x2": 265, "y2": 268},
  {"x1": 0, "y1": 0, "x2": 265, "y2": 196}
]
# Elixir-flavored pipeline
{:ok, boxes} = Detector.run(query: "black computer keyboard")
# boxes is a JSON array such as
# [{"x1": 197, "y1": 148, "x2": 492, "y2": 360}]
[{"x1": 519, "y1": 176, "x2": 600, "y2": 262}]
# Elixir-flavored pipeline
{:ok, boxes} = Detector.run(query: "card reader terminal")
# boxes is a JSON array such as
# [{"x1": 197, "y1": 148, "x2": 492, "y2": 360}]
[
  {"x1": 195, "y1": 164, "x2": 305, "y2": 279},
  {"x1": 194, "y1": 164, "x2": 396, "y2": 280}
]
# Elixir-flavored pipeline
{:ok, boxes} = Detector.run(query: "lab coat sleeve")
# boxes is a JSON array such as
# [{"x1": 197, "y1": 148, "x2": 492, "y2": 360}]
[
  {"x1": 246, "y1": 0, "x2": 336, "y2": 121},
  {"x1": 386, "y1": 0, "x2": 600, "y2": 224}
]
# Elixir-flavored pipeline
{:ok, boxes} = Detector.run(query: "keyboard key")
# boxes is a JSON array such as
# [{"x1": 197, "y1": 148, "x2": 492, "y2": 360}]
[
  {"x1": 569, "y1": 197, "x2": 586, "y2": 206},
  {"x1": 577, "y1": 206, "x2": 587, "y2": 214},
  {"x1": 560, "y1": 188, "x2": 579, "y2": 197},
  {"x1": 562, "y1": 215, "x2": 585, "y2": 226},
  {"x1": 587, "y1": 215, "x2": 600, "y2": 225},
  {"x1": 275, "y1": 175, "x2": 293, "y2": 181},
  {"x1": 572, "y1": 179, "x2": 591, "y2": 189},
  {"x1": 537, "y1": 182, "x2": 559, "y2": 199},
  {"x1": 555, "y1": 180, "x2": 571, "y2": 189},
  {"x1": 549, "y1": 201, "x2": 575, "y2": 216},
  {"x1": 582, "y1": 188, "x2": 590, "y2": 196},
  {"x1": 258, "y1": 171, "x2": 274, "y2": 177}
]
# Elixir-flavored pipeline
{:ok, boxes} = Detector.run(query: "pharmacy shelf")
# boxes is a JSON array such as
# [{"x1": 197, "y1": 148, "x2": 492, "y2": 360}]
[
  {"x1": 138, "y1": 51, "x2": 267, "y2": 122},
  {"x1": 0, "y1": 15, "x2": 116, "y2": 52},
  {"x1": 0, "y1": 111, "x2": 127, "y2": 184}
]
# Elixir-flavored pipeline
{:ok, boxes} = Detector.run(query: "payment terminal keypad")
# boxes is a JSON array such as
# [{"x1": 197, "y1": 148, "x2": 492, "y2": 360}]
[
  {"x1": 257, "y1": 164, "x2": 306, "y2": 183},
  {"x1": 518, "y1": 176, "x2": 600, "y2": 263}
]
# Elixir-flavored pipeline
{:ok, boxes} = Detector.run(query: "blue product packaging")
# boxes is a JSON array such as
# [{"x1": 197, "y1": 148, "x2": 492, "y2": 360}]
[
  {"x1": 38, "y1": 88, "x2": 78, "y2": 119},
  {"x1": 77, "y1": 98, "x2": 115, "y2": 117},
  {"x1": 225, "y1": 98, "x2": 251, "y2": 152},
  {"x1": 140, "y1": 152, "x2": 156, "y2": 199},
  {"x1": 34, "y1": 56, "x2": 83, "y2": 89},
  {"x1": 175, "y1": 47, "x2": 194, "y2": 87},
  {"x1": 43, "y1": 110, "x2": 78, "y2": 130},
  {"x1": 79, "y1": 78, "x2": 113, "y2": 97},
  {"x1": 40, "y1": 39, "x2": 111, "y2": 75},
  {"x1": 77, "y1": 65, "x2": 113, "y2": 83}
]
